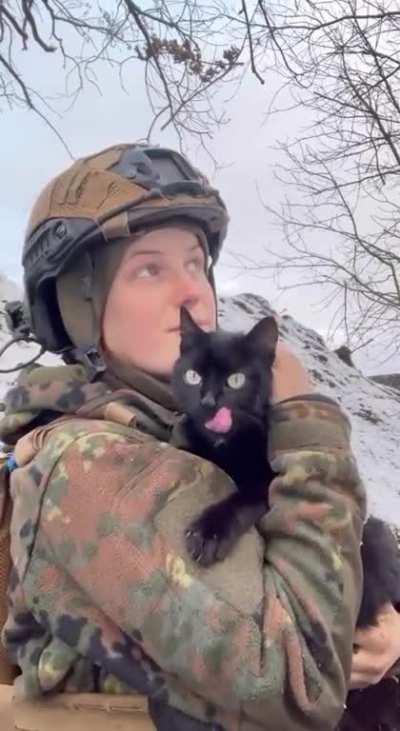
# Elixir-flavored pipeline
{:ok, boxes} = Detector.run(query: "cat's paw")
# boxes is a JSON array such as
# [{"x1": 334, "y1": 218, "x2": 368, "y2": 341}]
[{"x1": 185, "y1": 505, "x2": 237, "y2": 567}]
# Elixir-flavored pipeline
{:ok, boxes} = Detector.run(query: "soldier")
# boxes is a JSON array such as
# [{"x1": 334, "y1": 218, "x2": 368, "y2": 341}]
[{"x1": 0, "y1": 142, "x2": 384, "y2": 730}]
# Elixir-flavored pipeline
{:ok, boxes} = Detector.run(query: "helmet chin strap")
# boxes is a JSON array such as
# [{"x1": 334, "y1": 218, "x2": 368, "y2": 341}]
[
  {"x1": 63, "y1": 344, "x2": 106, "y2": 380},
  {"x1": 61, "y1": 251, "x2": 105, "y2": 378},
  {"x1": 56, "y1": 247, "x2": 123, "y2": 378}
]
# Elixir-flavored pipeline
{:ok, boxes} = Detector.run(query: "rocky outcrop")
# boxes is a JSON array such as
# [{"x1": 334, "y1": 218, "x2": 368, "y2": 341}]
[{"x1": 371, "y1": 373, "x2": 400, "y2": 392}]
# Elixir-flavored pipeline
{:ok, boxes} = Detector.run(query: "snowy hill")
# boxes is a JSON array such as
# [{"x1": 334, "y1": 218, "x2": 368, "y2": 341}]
[
  {"x1": 219, "y1": 293, "x2": 400, "y2": 526},
  {"x1": 0, "y1": 280, "x2": 398, "y2": 525}
]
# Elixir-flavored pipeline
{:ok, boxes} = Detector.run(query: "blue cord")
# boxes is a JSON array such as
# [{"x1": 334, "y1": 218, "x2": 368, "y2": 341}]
[{"x1": 6, "y1": 454, "x2": 18, "y2": 473}]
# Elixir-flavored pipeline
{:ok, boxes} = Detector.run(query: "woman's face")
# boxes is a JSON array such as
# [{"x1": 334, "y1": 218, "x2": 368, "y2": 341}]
[{"x1": 102, "y1": 227, "x2": 217, "y2": 376}]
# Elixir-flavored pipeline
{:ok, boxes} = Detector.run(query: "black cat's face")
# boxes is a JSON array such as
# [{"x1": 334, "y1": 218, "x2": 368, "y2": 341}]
[{"x1": 171, "y1": 309, "x2": 278, "y2": 445}]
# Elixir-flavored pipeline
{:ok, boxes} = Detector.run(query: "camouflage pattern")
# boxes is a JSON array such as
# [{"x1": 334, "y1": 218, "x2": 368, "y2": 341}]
[{"x1": 0, "y1": 365, "x2": 366, "y2": 730}]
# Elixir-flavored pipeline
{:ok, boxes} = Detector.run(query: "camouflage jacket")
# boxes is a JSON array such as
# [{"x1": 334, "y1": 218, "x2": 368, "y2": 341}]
[{"x1": 0, "y1": 364, "x2": 366, "y2": 730}]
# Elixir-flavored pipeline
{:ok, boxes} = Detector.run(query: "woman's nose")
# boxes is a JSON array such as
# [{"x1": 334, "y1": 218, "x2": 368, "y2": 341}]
[{"x1": 173, "y1": 269, "x2": 202, "y2": 308}]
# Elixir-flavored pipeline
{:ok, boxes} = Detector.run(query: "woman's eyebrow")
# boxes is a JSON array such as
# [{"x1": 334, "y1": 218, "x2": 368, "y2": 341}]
[
  {"x1": 126, "y1": 242, "x2": 202, "y2": 260},
  {"x1": 127, "y1": 249, "x2": 163, "y2": 258}
]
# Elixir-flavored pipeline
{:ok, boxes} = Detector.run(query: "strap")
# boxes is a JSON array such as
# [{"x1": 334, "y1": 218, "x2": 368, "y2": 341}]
[
  {"x1": 11, "y1": 689, "x2": 154, "y2": 730},
  {"x1": 0, "y1": 458, "x2": 18, "y2": 684}
]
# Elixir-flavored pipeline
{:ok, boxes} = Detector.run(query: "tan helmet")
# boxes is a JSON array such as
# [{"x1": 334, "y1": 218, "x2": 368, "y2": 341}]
[{"x1": 22, "y1": 143, "x2": 229, "y2": 363}]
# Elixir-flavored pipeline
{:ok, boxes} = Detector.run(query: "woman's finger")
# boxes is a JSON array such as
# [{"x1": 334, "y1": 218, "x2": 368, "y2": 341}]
[
  {"x1": 351, "y1": 648, "x2": 388, "y2": 676},
  {"x1": 349, "y1": 672, "x2": 377, "y2": 690}
]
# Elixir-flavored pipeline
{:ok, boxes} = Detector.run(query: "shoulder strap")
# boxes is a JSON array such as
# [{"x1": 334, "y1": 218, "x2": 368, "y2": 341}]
[{"x1": 0, "y1": 455, "x2": 18, "y2": 684}]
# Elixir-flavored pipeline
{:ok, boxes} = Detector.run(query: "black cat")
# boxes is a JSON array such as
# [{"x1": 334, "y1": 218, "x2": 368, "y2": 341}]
[
  {"x1": 172, "y1": 309, "x2": 277, "y2": 567},
  {"x1": 172, "y1": 308, "x2": 400, "y2": 729}
]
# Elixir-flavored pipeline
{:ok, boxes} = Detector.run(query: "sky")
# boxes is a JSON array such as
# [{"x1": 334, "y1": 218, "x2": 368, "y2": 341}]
[{"x1": 1, "y1": 35, "x2": 399, "y2": 376}]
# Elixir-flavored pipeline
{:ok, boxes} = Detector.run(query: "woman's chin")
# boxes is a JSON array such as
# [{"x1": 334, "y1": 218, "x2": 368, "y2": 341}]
[{"x1": 143, "y1": 356, "x2": 177, "y2": 380}]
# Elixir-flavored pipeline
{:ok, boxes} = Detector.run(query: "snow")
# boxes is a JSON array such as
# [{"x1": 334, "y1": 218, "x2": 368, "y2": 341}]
[
  {"x1": 219, "y1": 293, "x2": 400, "y2": 526},
  {"x1": 0, "y1": 280, "x2": 398, "y2": 525}
]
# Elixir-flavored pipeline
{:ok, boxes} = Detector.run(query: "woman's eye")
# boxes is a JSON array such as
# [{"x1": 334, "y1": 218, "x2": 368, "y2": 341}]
[
  {"x1": 187, "y1": 258, "x2": 205, "y2": 274},
  {"x1": 184, "y1": 369, "x2": 202, "y2": 386},
  {"x1": 227, "y1": 372, "x2": 246, "y2": 389},
  {"x1": 136, "y1": 264, "x2": 160, "y2": 278}
]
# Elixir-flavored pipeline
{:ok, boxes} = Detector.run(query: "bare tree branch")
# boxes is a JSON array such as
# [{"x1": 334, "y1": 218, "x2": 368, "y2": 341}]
[
  {"x1": 0, "y1": 0, "x2": 243, "y2": 151},
  {"x1": 248, "y1": 0, "x2": 400, "y2": 355}
]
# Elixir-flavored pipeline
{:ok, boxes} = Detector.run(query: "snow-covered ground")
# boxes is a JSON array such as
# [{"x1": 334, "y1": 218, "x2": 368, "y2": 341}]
[
  {"x1": 219, "y1": 293, "x2": 400, "y2": 526},
  {"x1": 0, "y1": 278, "x2": 398, "y2": 525}
]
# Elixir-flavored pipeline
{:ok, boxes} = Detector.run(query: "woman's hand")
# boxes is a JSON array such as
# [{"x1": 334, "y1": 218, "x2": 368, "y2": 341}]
[
  {"x1": 272, "y1": 340, "x2": 314, "y2": 404},
  {"x1": 350, "y1": 603, "x2": 400, "y2": 689}
]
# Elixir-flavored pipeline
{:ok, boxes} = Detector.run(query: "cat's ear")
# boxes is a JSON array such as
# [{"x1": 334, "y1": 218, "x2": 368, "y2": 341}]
[
  {"x1": 179, "y1": 307, "x2": 205, "y2": 352},
  {"x1": 246, "y1": 316, "x2": 278, "y2": 361},
  {"x1": 180, "y1": 307, "x2": 203, "y2": 335}
]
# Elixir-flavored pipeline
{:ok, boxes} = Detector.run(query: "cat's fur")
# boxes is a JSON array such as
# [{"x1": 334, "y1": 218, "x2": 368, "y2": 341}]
[
  {"x1": 172, "y1": 308, "x2": 400, "y2": 729},
  {"x1": 172, "y1": 309, "x2": 277, "y2": 566}
]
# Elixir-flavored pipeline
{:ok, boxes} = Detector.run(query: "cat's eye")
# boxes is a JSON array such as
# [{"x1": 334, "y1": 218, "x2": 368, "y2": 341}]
[
  {"x1": 227, "y1": 372, "x2": 246, "y2": 389},
  {"x1": 184, "y1": 369, "x2": 202, "y2": 386}
]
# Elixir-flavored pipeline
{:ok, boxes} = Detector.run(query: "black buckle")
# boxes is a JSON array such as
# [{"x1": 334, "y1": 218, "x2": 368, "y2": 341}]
[{"x1": 68, "y1": 346, "x2": 106, "y2": 381}]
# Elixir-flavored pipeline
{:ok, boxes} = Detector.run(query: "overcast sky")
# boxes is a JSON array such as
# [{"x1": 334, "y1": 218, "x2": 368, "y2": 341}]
[{"x1": 1, "y1": 40, "x2": 398, "y2": 376}]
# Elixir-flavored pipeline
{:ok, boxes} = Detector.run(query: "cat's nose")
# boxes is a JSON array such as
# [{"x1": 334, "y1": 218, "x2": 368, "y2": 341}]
[{"x1": 201, "y1": 391, "x2": 216, "y2": 408}]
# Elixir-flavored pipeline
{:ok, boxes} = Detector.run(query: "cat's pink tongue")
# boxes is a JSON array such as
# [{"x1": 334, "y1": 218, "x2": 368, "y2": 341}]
[{"x1": 205, "y1": 407, "x2": 232, "y2": 434}]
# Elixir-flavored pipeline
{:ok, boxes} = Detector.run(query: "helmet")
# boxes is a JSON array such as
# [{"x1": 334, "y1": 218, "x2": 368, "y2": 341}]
[{"x1": 22, "y1": 143, "x2": 229, "y2": 357}]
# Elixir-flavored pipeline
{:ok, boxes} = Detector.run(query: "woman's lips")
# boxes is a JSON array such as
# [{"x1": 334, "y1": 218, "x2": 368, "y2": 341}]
[{"x1": 168, "y1": 321, "x2": 211, "y2": 332}]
